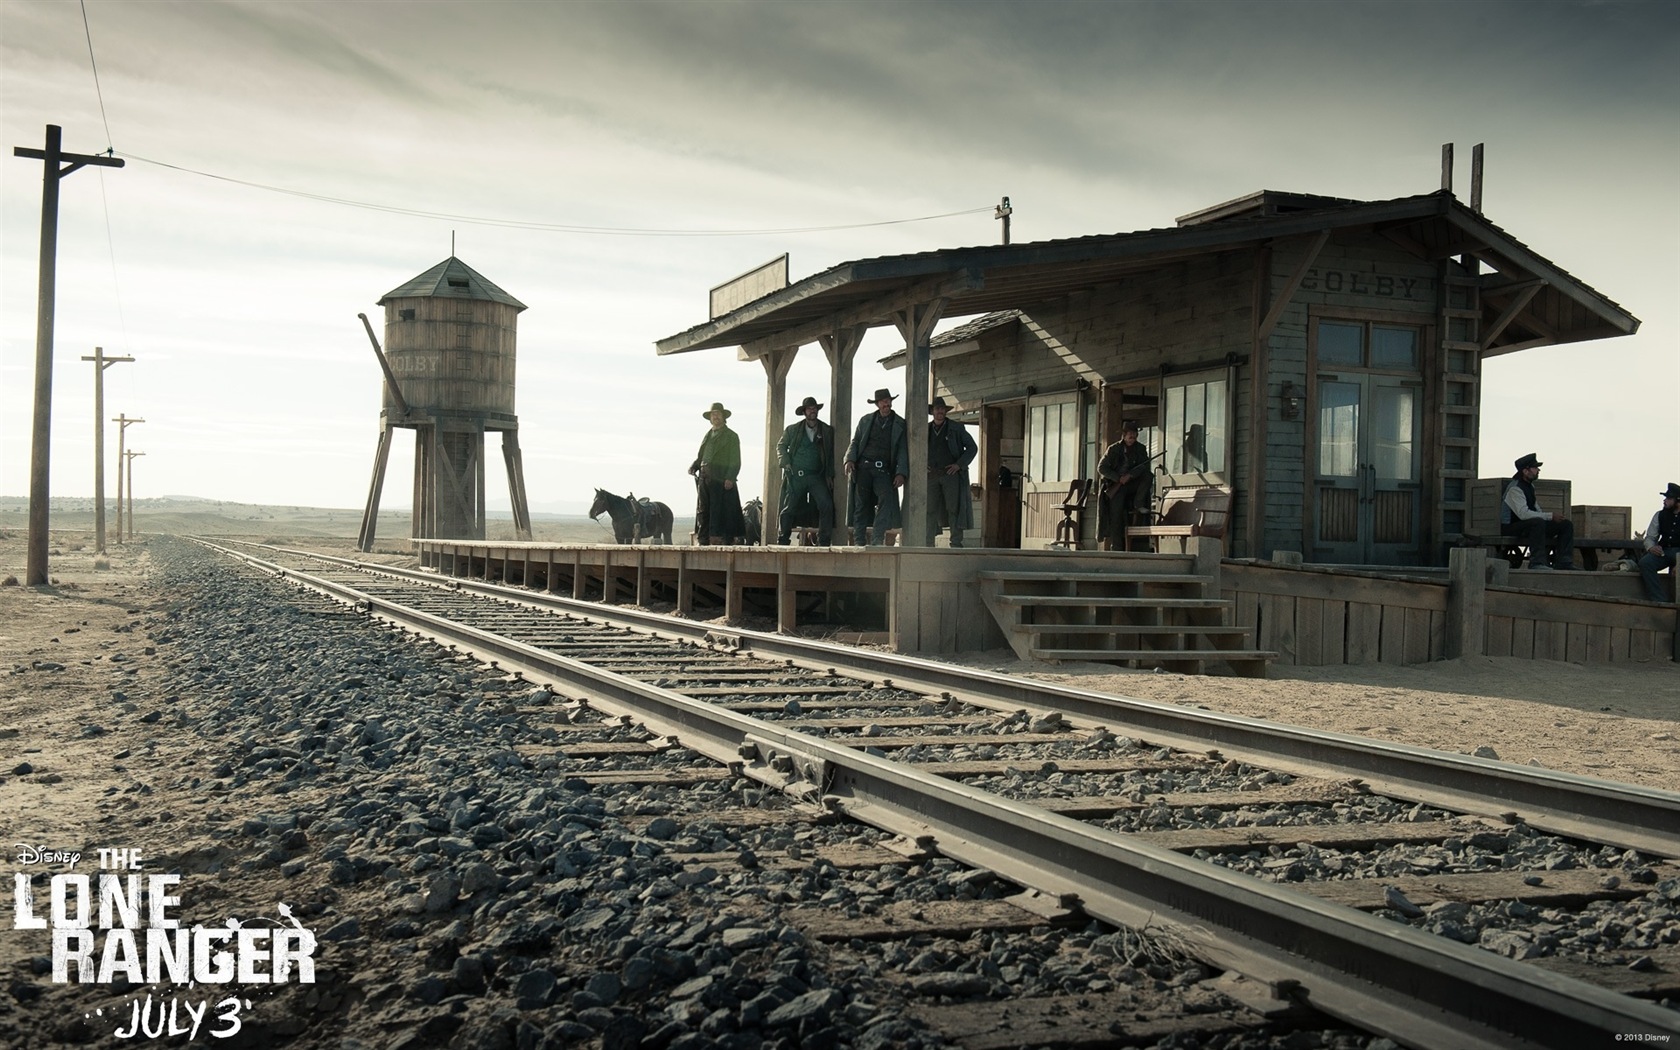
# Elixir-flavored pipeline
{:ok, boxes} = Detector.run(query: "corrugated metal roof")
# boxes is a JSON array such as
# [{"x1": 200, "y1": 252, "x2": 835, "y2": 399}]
[{"x1": 379, "y1": 257, "x2": 527, "y2": 310}]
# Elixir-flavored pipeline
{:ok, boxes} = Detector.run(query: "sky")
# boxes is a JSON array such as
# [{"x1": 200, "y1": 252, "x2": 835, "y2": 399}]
[{"x1": 2, "y1": 0, "x2": 1676, "y2": 525}]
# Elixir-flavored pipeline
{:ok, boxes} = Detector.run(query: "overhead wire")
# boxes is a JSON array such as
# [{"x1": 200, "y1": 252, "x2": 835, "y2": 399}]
[
  {"x1": 116, "y1": 153, "x2": 994, "y2": 238},
  {"x1": 81, "y1": 0, "x2": 131, "y2": 355}
]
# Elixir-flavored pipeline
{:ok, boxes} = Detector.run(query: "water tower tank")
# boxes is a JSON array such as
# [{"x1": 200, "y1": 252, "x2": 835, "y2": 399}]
[
  {"x1": 378, "y1": 257, "x2": 524, "y2": 421},
  {"x1": 355, "y1": 257, "x2": 533, "y2": 548}
]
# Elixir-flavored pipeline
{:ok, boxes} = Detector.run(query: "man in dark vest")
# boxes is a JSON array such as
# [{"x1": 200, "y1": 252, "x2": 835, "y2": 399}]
[
  {"x1": 1098, "y1": 420, "x2": 1152, "y2": 551},
  {"x1": 1638, "y1": 482, "x2": 1680, "y2": 602},
  {"x1": 689, "y1": 401, "x2": 744, "y2": 545},
  {"x1": 844, "y1": 388, "x2": 908, "y2": 545},
  {"x1": 776, "y1": 396, "x2": 835, "y2": 545},
  {"x1": 925, "y1": 397, "x2": 978, "y2": 547},
  {"x1": 1500, "y1": 452, "x2": 1573, "y2": 570}
]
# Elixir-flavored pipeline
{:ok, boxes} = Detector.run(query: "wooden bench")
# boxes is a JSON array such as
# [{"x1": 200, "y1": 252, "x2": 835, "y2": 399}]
[{"x1": 1127, "y1": 485, "x2": 1231, "y2": 553}]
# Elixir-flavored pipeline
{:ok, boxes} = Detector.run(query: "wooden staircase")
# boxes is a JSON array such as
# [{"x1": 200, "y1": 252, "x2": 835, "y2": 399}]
[{"x1": 977, "y1": 558, "x2": 1275, "y2": 677}]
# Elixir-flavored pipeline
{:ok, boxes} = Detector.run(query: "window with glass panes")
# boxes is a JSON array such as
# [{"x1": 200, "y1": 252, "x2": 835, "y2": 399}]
[{"x1": 1162, "y1": 372, "x2": 1228, "y2": 476}]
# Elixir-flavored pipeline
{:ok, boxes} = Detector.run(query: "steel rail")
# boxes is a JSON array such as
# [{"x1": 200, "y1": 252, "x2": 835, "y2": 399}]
[
  {"x1": 230, "y1": 540, "x2": 1680, "y2": 860},
  {"x1": 197, "y1": 538, "x2": 1680, "y2": 1049}
]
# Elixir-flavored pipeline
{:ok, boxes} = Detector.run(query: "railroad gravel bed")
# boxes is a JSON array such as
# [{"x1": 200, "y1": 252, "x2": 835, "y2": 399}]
[{"x1": 3, "y1": 537, "x2": 1402, "y2": 1048}]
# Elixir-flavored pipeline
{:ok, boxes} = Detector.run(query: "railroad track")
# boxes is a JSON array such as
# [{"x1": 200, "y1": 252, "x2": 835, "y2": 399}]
[{"x1": 196, "y1": 538, "x2": 1680, "y2": 1048}]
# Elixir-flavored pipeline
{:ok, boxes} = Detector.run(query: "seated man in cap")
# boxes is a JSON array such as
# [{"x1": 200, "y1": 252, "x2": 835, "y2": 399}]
[
  {"x1": 1638, "y1": 483, "x2": 1680, "y2": 602},
  {"x1": 844, "y1": 388, "x2": 908, "y2": 545},
  {"x1": 689, "y1": 402, "x2": 744, "y2": 545},
  {"x1": 776, "y1": 396, "x2": 835, "y2": 545},
  {"x1": 1501, "y1": 453, "x2": 1574, "y2": 570}
]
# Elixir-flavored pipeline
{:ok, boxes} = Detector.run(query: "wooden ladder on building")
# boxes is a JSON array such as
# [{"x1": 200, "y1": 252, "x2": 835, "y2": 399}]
[
  {"x1": 976, "y1": 557, "x2": 1275, "y2": 676},
  {"x1": 1437, "y1": 261, "x2": 1483, "y2": 550}
]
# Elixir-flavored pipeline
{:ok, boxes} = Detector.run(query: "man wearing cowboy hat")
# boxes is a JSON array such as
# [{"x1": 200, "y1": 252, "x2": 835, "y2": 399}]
[
  {"x1": 1500, "y1": 452, "x2": 1573, "y2": 570},
  {"x1": 844, "y1": 388, "x2": 909, "y2": 545},
  {"x1": 775, "y1": 396, "x2": 835, "y2": 545},
  {"x1": 1638, "y1": 483, "x2": 1680, "y2": 602},
  {"x1": 925, "y1": 397, "x2": 977, "y2": 547},
  {"x1": 689, "y1": 402, "x2": 744, "y2": 544}
]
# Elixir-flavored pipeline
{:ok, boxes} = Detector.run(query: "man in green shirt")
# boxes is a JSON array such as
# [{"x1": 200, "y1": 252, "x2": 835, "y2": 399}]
[
  {"x1": 776, "y1": 396, "x2": 835, "y2": 545},
  {"x1": 689, "y1": 402, "x2": 744, "y2": 544}
]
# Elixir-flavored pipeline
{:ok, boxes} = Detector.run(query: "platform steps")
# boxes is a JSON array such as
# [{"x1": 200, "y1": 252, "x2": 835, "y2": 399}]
[{"x1": 977, "y1": 569, "x2": 1275, "y2": 677}]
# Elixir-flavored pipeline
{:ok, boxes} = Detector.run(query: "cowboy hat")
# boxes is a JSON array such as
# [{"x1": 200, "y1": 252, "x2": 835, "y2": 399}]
[
  {"x1": 867, "y1": 388, "x2": 896, "y2": 403},
  {"x1": 703, "y1": 402, "x2": 732, "y2": 420},
  {"x1": 1663, "y1": 482, "x2": 1680, "y2": 501},
  {"x1": 928, "y1": 397, "x2": 952, "y2": 414},
  {"x1": 792, "y1": 396, "x2": 823, "y2": 416}
]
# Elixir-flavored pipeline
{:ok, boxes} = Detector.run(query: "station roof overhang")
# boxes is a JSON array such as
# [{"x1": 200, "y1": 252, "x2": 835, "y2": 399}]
[{"x1": 653, "y1": 190, "x2": 1638, "y2": 362}]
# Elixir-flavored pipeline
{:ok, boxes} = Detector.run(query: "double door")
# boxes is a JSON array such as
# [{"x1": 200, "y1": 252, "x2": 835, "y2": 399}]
[{"x1": 1313, "y1": 372, "x2": 1422, "y2": 563}]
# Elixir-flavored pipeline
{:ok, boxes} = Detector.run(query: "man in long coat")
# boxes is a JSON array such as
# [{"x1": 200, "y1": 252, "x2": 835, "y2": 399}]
[
  {"x1": 844, "y1": 388, "x2": 909, "y2": 545},
  {"x1": 689, "y1": 402, "x2": 744, "y2": 544},
  {"x1": 776, "y1": 396, "x2": 835, "y2": 545},
  {"x1": 925, "y1": 397, "x2": 978, "y2": 547}
]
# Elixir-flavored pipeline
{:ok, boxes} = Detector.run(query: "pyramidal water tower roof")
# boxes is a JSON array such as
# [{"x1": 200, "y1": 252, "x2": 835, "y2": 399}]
[{"x1": 379, "y1": 256, "x2": 526, "y2": 311}]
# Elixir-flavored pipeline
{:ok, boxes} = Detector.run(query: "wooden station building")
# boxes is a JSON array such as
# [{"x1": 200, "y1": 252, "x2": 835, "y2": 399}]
[
  {"x1": 656, "y1": 181, "x2": 1638, "y2": 566},
  {"x1": 419, "y1": 174, "x2": 1670, "y2": 671}
]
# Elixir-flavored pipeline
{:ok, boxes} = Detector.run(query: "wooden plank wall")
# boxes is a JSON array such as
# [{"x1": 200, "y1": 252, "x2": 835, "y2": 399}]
[
  {"x1": 1224, "y1": 561, "x2": 1676, "y2": 666},
  {"x1": 1224, "y1": 562, "x2": 1447, "y2": 666}
]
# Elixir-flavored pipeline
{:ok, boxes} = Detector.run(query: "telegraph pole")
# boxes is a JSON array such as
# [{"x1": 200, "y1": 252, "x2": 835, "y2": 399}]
[
  {"x1": 14, "y1": 124, "x2": 124, "y2": 585},
  {"x1": 995, "y1": 196, "x2": 1012, "y2": 245},
  {"x1": 112, "y1": 414, "x2": 143, "y2": 544},
  {"x1": 83, "y1": 348, "x2": 134, "y2": 554},
  {"x1": 123, "y1": 450, "x2": 144, "y2": 540}
]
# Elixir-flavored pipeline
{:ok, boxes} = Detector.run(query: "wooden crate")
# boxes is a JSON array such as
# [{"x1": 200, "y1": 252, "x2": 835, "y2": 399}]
[
  {"x1": 1469, "y1": 478, "x2": 1571, "y2": 537},
  {"x1": 1571, "y1": 505, "x2": 1632, "y2": 540}
]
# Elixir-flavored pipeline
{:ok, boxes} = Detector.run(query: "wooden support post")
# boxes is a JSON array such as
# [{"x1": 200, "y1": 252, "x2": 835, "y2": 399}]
[
  {"x1": 777, "y1": 554, "x2": 796, "y2": 634},
  {"x1": 821, "y1": 325, "x2": 866, "y2": 538},
  {"x1": 676, "y1": 551, "x2": 693, "y2": 617},
  {"x1": 894, "y1": 299, "x2": 947, "y2": 548},
  {"x1": 1189, "y1": 536, "x2": 1222, "y2": 596},
  {"x1": 502, "y1": 430, "x2": 532, "y2": 541},
  {"x1": 636, "y1": 550, "x2": 651, "y2": 607},
  {"x1": 358, "y1": 421, "x2": 394, "y2": 552},
  {"x1": 759, "y1": 346, "x2": 797, "y2": 545},
  {"x1": 1446, "y1": 547, "x2": 1487, "y2": 658},
  {"x1": 572, "y1": 549, "x2": 586, "y2": 600},
  {"x1": 725, "y1": 556, "x2": 742, "y2": 623}
]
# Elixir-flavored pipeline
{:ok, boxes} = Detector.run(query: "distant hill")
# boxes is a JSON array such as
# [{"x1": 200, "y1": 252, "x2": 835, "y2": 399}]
[{"x1": 0, "y1": 495, "x2": 688, "y2": 544}]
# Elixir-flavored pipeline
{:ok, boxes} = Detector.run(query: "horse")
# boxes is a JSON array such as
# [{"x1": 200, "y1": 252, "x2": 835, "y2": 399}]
[
  {"x1": 588, "y1": 488, "x2": 673, "y2": 544},
  {"x1": 742, "y1": 497, "x2": 763, "y2": 545}
]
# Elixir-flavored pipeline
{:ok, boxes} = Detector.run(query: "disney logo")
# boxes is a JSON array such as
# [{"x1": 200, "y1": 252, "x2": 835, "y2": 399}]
[{"x1": 14, "y1": 844, "x2": 82, "y2": 867}]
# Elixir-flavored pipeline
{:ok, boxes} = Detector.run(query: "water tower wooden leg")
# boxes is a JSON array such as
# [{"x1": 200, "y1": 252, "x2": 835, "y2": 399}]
[
  {"x1": 473, "y1": 432, "x2": 487, "y2": 539},
  {"x1": 413, "y1": 426, "x2": 435, "y2": 539},
  {"x1": 502, "y1": 431, "x2": 532, "y2": 540},
  {"x1": 358, "y1": 423, "x2": 394, "y2": 552}
]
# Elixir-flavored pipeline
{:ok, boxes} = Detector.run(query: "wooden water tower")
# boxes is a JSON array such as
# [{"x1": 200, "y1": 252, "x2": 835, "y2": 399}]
[{"x1": 356, "y1": 257, "x2": 533, "y2": 550}]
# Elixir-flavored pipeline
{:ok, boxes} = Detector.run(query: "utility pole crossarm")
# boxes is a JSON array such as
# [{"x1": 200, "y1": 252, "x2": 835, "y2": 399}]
[{"x1": 13, "y1": 146, "x2": 125, "y2": 173}]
